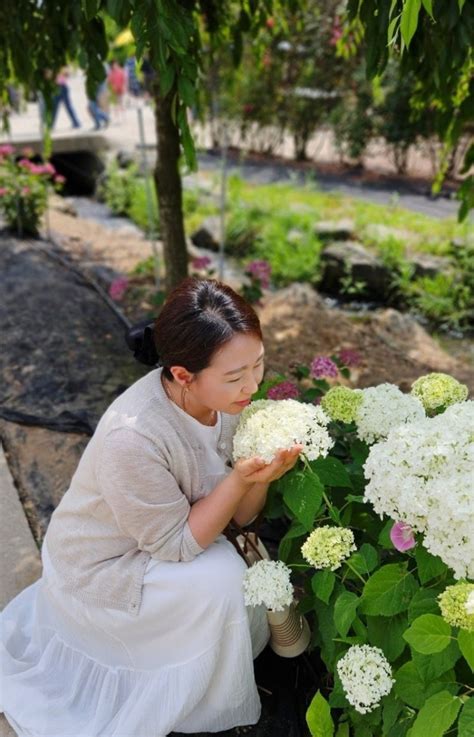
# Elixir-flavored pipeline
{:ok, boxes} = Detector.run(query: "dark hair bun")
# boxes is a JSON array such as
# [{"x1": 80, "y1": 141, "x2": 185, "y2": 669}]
[{"x1": 125, "y1": 319, "x2": 160, "y2": 366}]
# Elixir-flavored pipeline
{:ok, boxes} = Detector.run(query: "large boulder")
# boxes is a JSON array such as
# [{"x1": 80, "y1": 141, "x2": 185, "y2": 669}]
[
  {"x1": 319, "y1": 240, "x2": 392, "y2": 300},
  {"x1": 314, "y1": 218, "x2": 355, "y2": 241}
]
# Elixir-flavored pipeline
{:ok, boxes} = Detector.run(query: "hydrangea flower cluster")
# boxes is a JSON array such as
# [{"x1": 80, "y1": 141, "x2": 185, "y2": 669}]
[
  {"x1": 310, "y1": 356, "x2": 338, "y2": 379},
  {"x1": 438, "y1": 583, "x2": 474, "y2": 632},
  {"x1": 267, "y1": 380, "x2": 300, "y2": 401},
  {"x1": 301, "y1": 526, "x2": 356, "y2": 570},
  {"x1": 109, "y1": 277, "x2": 129, "y2": 301},
  {"x1": 242, "y1": 560, "x2": 294, "y2": 612},
  {"x1": 321, "y1": 386, "x2": 363, "y2": 424},
  {"x1": 355, "y1": 383, "x2": 425, "y2": 444},
  {"x1": 411, "y1": 372, "x2": 468, "y2": 413},
  {"x1": 364, "y1": 401, "x2": 474, "y2": 579},
  {"x1": 338, "y1": 348, "x2": 361, "y2": 368},
  {"x1": 233, "y1": 398, "x2": 333, "y2": 463},
  {"x1": 337, "y1": 645, "x2": 394, "y2": 714},
  {"x1": 246, "y1": 259, "x2": 271, "y2": 289}
]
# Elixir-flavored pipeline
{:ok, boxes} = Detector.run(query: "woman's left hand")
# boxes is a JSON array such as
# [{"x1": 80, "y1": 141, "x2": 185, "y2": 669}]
[{"x1": 234, "y1": 444, "x2": 303, "y2": 485}]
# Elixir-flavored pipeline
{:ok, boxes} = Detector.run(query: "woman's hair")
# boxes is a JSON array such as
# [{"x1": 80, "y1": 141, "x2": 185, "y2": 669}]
[{"x1": 125, "y1": 278, "x2": 262, "y2": 379}]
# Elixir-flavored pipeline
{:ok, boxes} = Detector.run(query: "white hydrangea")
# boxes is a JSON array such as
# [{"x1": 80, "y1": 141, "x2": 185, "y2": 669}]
[
  {"x1": 301, "y1": 526, "x2": 356, "y2": 570},
  {"x1": 364, "y1": 401, "x2": 474, "y2": 579},
  {"x1": 337, "y1": 645, "x2": 394, "y2": 714},
  {"x1": 355, "y1": 383, "x2": 425, "y2": 444},
  {"x1": 233, "y1": 398, "x2": 334, "y2": 463},
  {"x1": 242, "y1": 560, "x2": 294, "y2": 612}
]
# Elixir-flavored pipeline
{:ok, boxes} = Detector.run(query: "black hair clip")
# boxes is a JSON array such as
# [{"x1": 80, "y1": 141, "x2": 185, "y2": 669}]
[{"x1": 125, "y1": 318, "x2": 160, "y2": 366}]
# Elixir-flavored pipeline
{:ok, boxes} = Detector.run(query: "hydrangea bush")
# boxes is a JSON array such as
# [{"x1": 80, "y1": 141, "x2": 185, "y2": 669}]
[
  {"x1": 245, "y1": 360, "x2": 472, "y2": 737},
  {"x1": 0, "y1": 145, "x2": 64, "y2": 235}
]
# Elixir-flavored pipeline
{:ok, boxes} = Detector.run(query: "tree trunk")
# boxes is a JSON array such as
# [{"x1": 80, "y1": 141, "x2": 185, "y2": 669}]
[{"x1": 153, "y1": 82, "x2": 188, "y2": 292}]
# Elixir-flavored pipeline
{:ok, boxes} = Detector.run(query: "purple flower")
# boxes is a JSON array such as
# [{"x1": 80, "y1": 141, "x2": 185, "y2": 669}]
[
  {"x1": 390, "y1": 522, "x2": 416, "y2": 552},
  {"x1": 310, "y1": 356, "x2": 338, "y2": 379},
  {"x1": 246, "y1": 259, "x2": 271, "y2": 289},
  {"x1": 267, "y1": 380, "x2": 300, "y2": 400},
  {"x1": 338, "y1": 348, "x2": 361, "y2": 368},
  {"x1": 109, "y1": 277, "x2": 129, "y2": 301},
  {"x1": 191, "y1": 255, "x2": 212, "y2": 270}
]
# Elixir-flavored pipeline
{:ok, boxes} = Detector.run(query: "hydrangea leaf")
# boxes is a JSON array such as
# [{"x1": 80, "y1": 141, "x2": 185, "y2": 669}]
[
  {"x1": 412, "y1": 638, "x2": 461, "y2": 682},
  {"x1": 366, "y1": 613, "x2": 408, "y2": 661},
  {"x1": 347, "y1": 544, "x2": 379, "y2": 576},
  {"x1": 306, "y1": 690, "x2": 334, "y2": 737},
  {"x1": 359, "y1": 563, "x2": 419, "y2": 616},
  {"x1": 408, "y1": 588, "x2": 442, "y2": 622},
  {"x1": 282, "y1": 471, "x2": 323, "y2": 532},
  {"x1": 394, "y1": 661, "x2": 458, "y2": 709},
  {"x1": 334, "y1": 591, "x2": 359, "y2": 637},
  {"x1": 458, "y1": 697, "x2": 474, "y2": 737},
  {"x1": 415, "y1": 546, "x2": 447, "y2": 584},
  {"x1": 382, "y1": 693, "x2": 404, "y2": 734},
  {"x1": 403, "y1": 614, "x2": 452, "y2": 654},
  {"x1": 309, "y1": 457, "x2": 352, "y2": 488},
  {"x1": 458, "y1": 629, "x2": 474, "y2": 671},
  {"x1": 312, "y1": 570, "x2": 336, "y2": 605},
  {"x1": 408, "y1": 691, "x2": 462, "y2": 737}
]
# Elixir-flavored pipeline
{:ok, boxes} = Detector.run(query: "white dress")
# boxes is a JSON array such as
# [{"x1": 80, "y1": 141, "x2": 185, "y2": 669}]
[{"x1": 0, "y1": 407, "x2": 270, "y2": 737}]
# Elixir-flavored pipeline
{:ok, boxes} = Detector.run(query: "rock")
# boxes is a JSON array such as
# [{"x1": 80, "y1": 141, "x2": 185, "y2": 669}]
[
  {"x1": 314, "y1": 218, "x2": 355, "y2": 241},
  {"x1": 363, "y1": 223, "x2": 413, "y2": 244},
  {"x1": 407, "y1": 251, "x2": 451, "y2": 279},
  {"x1": 320, "y1": 241, "x2": 391, "y2": 300},
  {"x1": 191, "y1": 216, "x2": 221, "y2": 251}
]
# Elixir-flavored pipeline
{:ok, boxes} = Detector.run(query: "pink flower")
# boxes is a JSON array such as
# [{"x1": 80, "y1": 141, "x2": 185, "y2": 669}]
[
  {"x1": 21, "y1": 186, "x2": 31, "y2": 195},
  {"x1": 18, "y1": 158, "x2": 33, "y2": 169},
  {"x1": 310, "y1": 356, "x2": 338, "y2": 379},
  {"x1": 42, "y1": 162, "x2": 56, "y2": 175},
  {"x1": 0, "y1": 187, "x2": 8, "y2": 196},
  {"x1": 0, "y1": 144, "x2": 14, "y2": 156},
  {"x1": 338, "y1": 348, "x2": 361, "y2": 368},
  {"x1": 246, "y1": 259, "x2": 271, "y2": 289},
  {"x1": 191, "y1": 255, "x2": 212, "y2": 270},
  {"x1": 390, "y1": 522, "x2": 416, "y2": 552},
  {"x1": 267, "y1": 380, "x2": 300, "y2": 401},
  {"x1": 109, "y1": 277, "x2": 129, "y2": 301},
  {"x1": 54, "y1": 174, "x2": 66, "y2": 185}
]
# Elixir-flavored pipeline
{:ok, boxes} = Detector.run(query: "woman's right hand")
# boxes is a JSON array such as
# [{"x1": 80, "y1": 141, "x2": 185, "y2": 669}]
[{"x1": 233, "y1": 445, "x2": 303, "y2": 486}]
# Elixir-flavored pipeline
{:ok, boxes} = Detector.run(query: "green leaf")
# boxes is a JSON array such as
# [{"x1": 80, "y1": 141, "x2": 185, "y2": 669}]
[
  {"x1": 382, "y1": 693, "x2": 404, "y2": 734},
  {"x1": 378, "y1": 518, "x2": 394, "y2": 549},
  {"x1": 335, "y1": 723, "x2": 349, "y2": 737},
  {"x1": 403, "y1": 614, "x2": 452, "y2": 654},
  {"x1": 306, "y1": 690, "x2": 334, "y2": 737},
  {"x1": 82, "y1": 0, "x2": 100, "y2": 21},
  {"x1": 334, "y1": 591, "x2": 359, "y2": 636},
  {"x1": 350, "y1": 439, "x2": 369, "y2": 465},
  {"x1": 360, "y1": 563, "x2": 419, "y2": 616},
  {"x1": 458, "y1": 0, "x2": 466, "y2": 11},
  {"x1": 159, "y1": 63, "x2": 175, "y2": 97},
  {"x1": 458, "y1": 697, "x2": 474, "y2": 737},
  {"x1": 312, "y1": 570, "x2": 336, "y2": 604},
  {"x1": 329, "y1": 672, "x2": 350, "y2": 708},
  {"x1": 395, "y1": 661, "x2": 458, "y2": 709},
  {"x1": 408, "y1": 588, "x2": 442, "y2": 622},
  {"x1": 283, "y1": 471, "x2": 323, "y2": 531},
  {"x1": 409, "y1": 691, "x2": 461, "y2": 737},
  {"x1": 400, "y1": 0, "x2": 422, "y2": 48},
  {"x1": 309, "y1": 457, "x2": 352, "y2": 488},
  {"x1": 412, "y1": 638, "x2": 461, "y2": 682},
  {"x1": 177, "y1": 75, "x2": 195, "y2": 107},
  {"x1": 414, "y1": 546, "x2": 446, "y2": 584},
  {"x1": 347, "y1": 544, "x2": 379, "y2": 576},
  {"x1": 421, "y1": 0, "x2": 433, "y2": 17},
  {"x1": 458, "y1": 629, "x2": 474, "y2": 671},
  {"x1": 278, "y1": 519, "x2": 308, "y2": 562},
  {"x1": 366, "y1": 613, "x2": 408, "y2": 661}
]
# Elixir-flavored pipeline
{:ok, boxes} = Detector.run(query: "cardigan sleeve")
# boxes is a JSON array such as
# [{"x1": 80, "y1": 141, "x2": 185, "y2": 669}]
[{"x1": 97, "y1": 427, "x2": 204, "y2": 562}]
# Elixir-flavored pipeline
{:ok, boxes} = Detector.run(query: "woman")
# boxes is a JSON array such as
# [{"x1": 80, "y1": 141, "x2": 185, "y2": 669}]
[{"x1": 1, "y1": 278, "x2": 302, "y2": 737}]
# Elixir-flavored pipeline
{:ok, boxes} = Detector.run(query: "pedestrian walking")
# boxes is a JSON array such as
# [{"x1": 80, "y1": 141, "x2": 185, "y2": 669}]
[{"x1": 51, "y1": 67, "x2": 81, "y2": 129}]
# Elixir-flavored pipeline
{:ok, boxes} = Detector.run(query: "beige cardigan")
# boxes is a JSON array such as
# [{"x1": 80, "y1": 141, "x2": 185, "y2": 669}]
[{"x1": 44, "y1": 368, "x2": 239, "y2": 615}]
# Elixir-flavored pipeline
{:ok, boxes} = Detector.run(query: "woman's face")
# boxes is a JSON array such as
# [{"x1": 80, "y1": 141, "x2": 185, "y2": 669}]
[{"x1": 192, "y1": 333, "x2": 265, "y2": 414}]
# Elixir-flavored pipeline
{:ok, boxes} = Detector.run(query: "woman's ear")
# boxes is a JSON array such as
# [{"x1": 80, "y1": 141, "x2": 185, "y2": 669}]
[{"x1": 169, "y1": 366, "x2": 194, "y2": 387}]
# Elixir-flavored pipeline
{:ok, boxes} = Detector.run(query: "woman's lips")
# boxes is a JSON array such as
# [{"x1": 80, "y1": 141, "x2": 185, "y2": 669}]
[{"x1": 235, "y1": 399, "x2": 251, "y2": 406}]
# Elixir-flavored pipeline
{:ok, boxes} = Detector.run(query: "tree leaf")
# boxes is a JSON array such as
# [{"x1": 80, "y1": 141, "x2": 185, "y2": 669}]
[
  {"x1": 360, "y1": 563, "x2": 419, "y2": 616},
  {"x1": 283, "y1": 471, "x2": 323, "y2": 531},
  {"x1": 458, "y1": 697, "x2": 474, "y2": 737},
  {"x1": 312, "y1": 570, "x2": 336, "y2": 604},
  {"x1": 403, "y1": 614, "x2": 452, "y2": 654},
  {"x1": 421, "y1": 0, "x2": 433, "y2": 18},
  {"x1": 458, "y1": 629, "x2": 474, "y2": 671},
  {"x1": 400, "y1": 0, "x2": 422, "y2": 48},
  {"x1": 306, "y1": 690, "x2": 334, "y2": 737},
  {"x1": 409, "y1": 691, "x2": 461, "y2": 737},
  {"x1": 334, "y1": 591, "x2": 359, "y2": 637}
]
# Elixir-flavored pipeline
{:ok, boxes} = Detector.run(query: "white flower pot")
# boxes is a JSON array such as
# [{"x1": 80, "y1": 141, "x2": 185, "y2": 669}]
[{"x1": 266, "y1": 602, "x2": 311, "y2": 658}]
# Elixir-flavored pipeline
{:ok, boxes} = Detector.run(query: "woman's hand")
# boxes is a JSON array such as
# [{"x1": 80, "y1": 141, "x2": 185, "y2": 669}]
[{"x1": 233, "y1": 444, "x2": 303, "y2": 486}]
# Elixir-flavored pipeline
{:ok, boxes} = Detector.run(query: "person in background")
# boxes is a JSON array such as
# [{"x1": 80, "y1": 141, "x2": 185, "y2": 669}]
[
  {"x1": 124, "y1": 55, "x2": 142, "y2": 102},
  {"x1": 51, "y1": 67, "x2": 81, "y2": 130},
  {"x1": 107, "y1": 61, "x2": 127, "y2": 121},
  {"x1": 87, "y1": 77, "x2": 110, "y2": 130}
]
